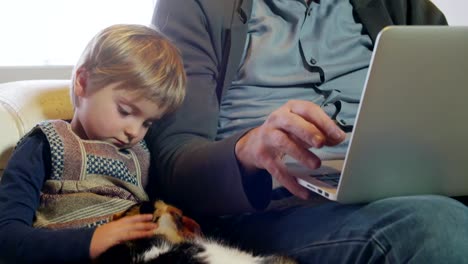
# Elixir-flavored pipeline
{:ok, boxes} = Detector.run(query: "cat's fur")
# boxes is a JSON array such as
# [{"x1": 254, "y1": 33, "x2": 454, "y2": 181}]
[{"x1": 96, "y1": 201, "x2": 297, "y2": 264}]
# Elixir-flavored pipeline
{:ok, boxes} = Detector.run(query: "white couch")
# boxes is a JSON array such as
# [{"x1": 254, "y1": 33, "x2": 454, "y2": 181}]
[{"x1": 0, "y1": 80, "x2": 73, "y2": 177}]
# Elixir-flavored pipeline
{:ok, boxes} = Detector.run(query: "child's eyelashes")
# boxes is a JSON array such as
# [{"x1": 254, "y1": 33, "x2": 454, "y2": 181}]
[
  {"x1": 117, "y1": 105, "x2": 131, "y2": 116},
  {"x1": 116, "y1": 102, "x2": 156, "y2": 129},
  {"x1": 143, "y1": 121, "x2": 153, "y2": 128}
]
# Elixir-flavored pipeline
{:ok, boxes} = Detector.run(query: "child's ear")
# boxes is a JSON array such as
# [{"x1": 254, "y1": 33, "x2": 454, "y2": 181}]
[{"x1": 74, "y1": 67, "x2": 88, "y2": 97}]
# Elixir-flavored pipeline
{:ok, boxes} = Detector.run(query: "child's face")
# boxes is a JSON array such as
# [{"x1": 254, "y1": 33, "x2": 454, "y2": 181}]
[{"x1": 72, "y1": 82, "x2": 162, "y2": 149}]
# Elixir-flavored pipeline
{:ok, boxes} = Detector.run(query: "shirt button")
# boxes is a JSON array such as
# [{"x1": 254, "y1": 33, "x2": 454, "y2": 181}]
[{"x1": 310, "y1": 58, "x2": 317, "y2": 65}]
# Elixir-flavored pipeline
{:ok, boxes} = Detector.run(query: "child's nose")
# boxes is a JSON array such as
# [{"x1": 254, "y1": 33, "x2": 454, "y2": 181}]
[{"x1": 125, "y1": 124, "x2": 140, "y2": 140}]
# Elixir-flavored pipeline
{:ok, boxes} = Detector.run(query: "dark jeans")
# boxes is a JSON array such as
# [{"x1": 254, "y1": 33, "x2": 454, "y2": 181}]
[{"x1": 204, "y1": 195, "x2": 468, "y2": 263}]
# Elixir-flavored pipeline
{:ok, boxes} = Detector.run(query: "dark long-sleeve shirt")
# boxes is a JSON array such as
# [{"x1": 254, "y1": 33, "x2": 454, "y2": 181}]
[{"x1": 0, "y1": 132, "x2": 93, "y2": 264}]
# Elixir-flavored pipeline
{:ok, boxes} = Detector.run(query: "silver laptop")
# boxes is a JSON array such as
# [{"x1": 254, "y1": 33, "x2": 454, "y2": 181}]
[{"x1": 290, "y1": 26, "x2": 468, "y2": 203}]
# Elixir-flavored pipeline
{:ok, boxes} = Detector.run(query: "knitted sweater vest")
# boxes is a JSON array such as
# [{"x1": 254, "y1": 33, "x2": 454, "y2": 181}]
[{"x1": 32, "y1": 120, "x2": 150, "y2": 229}]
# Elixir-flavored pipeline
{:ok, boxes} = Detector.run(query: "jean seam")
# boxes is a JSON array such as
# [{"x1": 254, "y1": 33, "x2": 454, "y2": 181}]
[
  {"x1": 370, "y1": 229, "x2": 397, "y2": 263},
  {"x1": 370, "y1": 235, "x2": 392, "y2": 263},
  {"x1": 288, "y1": 237, "x2": 368, "y2": 253},
  {"x1": 288, "y1": 236, "x2": 391, "y2": 263}
]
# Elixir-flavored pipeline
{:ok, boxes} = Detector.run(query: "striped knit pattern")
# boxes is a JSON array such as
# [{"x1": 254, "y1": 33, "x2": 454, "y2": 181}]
[
  {"x1": 40, "y1": 122, "x2": 65, "y2": 180},
  {"x1": 31, "y1": 120, "x2": 150, "y2": 229}
]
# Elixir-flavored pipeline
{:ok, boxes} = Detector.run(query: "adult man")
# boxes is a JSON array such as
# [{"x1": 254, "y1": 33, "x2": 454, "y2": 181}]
[{"x1": 148, "y1": 0, "x2": 468, "y2": 262}]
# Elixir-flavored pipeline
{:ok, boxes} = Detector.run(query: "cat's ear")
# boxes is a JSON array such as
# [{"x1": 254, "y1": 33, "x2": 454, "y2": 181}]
[
  {"x1": 139, "y1": 201, "x2": 157, "y2": 215},
  {"x1": 181, "y1": 216, "x2": 202, "y2": 238},
  {"x1": 111, "y1": 203, "x2": 145, "y2": 221}
]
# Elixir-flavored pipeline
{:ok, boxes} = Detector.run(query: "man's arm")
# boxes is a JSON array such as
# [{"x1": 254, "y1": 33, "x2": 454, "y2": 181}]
[{"x1": 148, "y1": 0, "x2": 272, "y2": 215}]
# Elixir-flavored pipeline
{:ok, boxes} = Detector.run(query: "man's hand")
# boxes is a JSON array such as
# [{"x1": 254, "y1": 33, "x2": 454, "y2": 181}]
[
  {"x1": 235, "y1": 100, "x2": 346, "y2": 199},
  {"x1": 89, "y1": 214, "x2": 158, "y2": 259}
]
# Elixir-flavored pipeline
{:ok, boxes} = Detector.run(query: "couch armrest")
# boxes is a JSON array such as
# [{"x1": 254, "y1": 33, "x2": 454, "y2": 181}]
[{"x1": 0, "y1": 80, "x2": 73, "y2": 176}]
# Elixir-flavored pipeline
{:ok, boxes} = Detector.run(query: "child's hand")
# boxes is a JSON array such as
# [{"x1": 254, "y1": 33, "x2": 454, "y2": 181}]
[{"x1": 89, "y1": 214, "x2": 158, "y2": 259}]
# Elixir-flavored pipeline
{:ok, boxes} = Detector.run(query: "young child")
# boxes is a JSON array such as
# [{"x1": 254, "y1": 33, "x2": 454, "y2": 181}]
[{"x1": 0, "y1": 24, "x2": 186, "y2": 263}]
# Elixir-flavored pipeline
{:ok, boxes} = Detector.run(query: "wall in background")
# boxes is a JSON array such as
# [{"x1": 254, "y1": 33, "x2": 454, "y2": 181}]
[
  {"x1": 0, "y1": 0, "x2": 155, "y2": 83},
  {"x1": 0, "y1": 0, "x2": 155, "y2": 67},
  {"x1": 0, "y1": 66, "x2": 73, "y2": 83},
  {"x1": 0, "y1": 0, "x2": 466, "y2": 83},
  {"x1": 431, "y1": 0, "x2": 468, "y2": 25}
]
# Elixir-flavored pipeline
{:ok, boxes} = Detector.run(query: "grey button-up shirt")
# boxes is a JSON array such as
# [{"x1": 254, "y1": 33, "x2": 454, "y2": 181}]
[{"x1": 217, "y1": 0, "x2": 373, "y2": 158}]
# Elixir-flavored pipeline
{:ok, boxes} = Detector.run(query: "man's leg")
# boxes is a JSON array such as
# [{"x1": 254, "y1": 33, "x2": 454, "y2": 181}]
[{"x1": 205, "y1": 195, "x2": 468, "y2": 263}]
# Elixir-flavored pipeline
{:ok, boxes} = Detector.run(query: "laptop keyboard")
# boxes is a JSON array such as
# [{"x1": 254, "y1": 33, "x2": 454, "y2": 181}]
[{"x1": 310, "y1": 173, "x2": 341, "y2": 187}]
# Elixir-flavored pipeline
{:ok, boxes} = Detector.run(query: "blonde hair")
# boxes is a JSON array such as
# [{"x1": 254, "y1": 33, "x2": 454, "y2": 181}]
[{"x1": 71, "y1": 24, "x2": 186, "y2": 114}]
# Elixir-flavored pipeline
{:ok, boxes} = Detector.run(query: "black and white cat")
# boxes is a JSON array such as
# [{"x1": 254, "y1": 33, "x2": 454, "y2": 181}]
[{"x1": 96, "y1": 201, "x2": 297, "y2": 264}]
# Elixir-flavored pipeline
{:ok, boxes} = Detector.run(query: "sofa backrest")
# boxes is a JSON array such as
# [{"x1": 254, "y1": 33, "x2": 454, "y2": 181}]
[{"x1": 0, "y1": 80, "x2": 73, "y2": 177}]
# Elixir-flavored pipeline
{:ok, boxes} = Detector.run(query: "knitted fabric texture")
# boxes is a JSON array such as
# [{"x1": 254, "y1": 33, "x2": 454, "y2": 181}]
[{"x1": 30, "y1": 120, "x2": 150, "y2": 229}]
